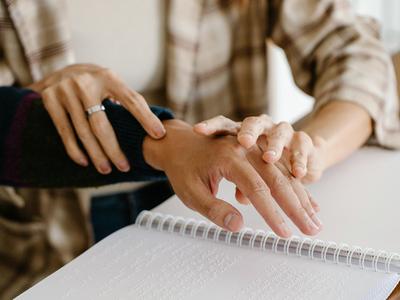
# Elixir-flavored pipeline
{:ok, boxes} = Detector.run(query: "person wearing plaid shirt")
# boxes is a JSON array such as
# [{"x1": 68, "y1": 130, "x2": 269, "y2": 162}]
[{"x1": 0, "y1": 1, "x2": 399, "y2": 298}]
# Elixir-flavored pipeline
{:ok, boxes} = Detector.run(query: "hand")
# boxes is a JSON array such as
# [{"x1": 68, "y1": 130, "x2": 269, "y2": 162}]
[
  {"x1": 29, "y1": 64, "x2": 166, "y2": 174},
  {"x1": 143, "y1": 120, "x2": 322, "y2": 237},
  {"x1": 194, "y1": 115, "x2": 327, "y2": 184}
]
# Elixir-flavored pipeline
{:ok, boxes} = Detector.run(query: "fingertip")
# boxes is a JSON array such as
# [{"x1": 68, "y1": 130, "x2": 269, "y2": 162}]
[
  {"x1": 303, "y1": 220, "x2": 321, "y2": 236},
  {"x1": 237, "y1": 134, "x2": 255, "y2": 149},
  {"x1": 310, "y1": 200, "x2": 320, "y2": 213},
  {"x1": 98, "y1": 161, "x2": 112, "y2": 175},
  {"x1": 262, "y1": 150, "x2": 278, "y2": 163},
  {"x1": 151, "y1": 124, "x2": 166, "y2": 139},
  {"x1": 224, "y1": 212, "x2": 244, "y2": 232},
  {"x1": 117, "y1": 160, "x2": 131, "y2": 173},
  {"x1": 70, "y1": 150, "x2": 88, "y2": 167},
  {"x1": 235, "y1": 188, "x2": 251, "y2": 205},
  {"x1": 78, "y1": 157, "x2": 88, "y2": 167},
  {"x1": 277, "y1": 222, "x2": 292, "y2": 238},
  {"x1": 292, "y1": 164, "x2": 307, "y2": 178},
  {"x1": 193, "y1": 122, "x2": 208, "y2": 135}
]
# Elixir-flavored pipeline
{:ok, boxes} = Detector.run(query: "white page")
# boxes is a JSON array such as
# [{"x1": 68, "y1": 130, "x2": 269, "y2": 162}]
[{"x1": 17, "y1": 225, "x2": 399, "y2": 300}]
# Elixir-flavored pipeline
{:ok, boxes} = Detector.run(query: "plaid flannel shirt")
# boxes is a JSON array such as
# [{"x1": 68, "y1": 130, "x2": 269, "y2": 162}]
[{"x1": 0, "y1": 0, "x2": 399, "y2": 298}]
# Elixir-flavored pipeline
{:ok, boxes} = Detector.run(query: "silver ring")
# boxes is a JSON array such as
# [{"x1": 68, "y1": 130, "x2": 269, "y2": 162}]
[{"x1": 86, "y1": 104, "x2": 105, "y2": 117}]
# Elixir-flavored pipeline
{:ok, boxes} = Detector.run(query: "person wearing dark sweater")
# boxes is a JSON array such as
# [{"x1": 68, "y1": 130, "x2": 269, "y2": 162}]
[{"x1": 0, "y1": 86, "x2": 321, "y2": 238}]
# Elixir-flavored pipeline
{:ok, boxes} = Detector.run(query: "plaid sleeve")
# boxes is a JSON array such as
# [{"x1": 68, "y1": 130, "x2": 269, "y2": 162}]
[{"x1": 268, "y1": 0, "x2": 400, "y2": 148}]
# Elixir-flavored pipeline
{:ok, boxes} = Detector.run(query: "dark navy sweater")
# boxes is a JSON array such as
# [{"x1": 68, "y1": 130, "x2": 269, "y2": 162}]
[{"x1": 0, "y1": 87, "x2": 174, "y2": 188}]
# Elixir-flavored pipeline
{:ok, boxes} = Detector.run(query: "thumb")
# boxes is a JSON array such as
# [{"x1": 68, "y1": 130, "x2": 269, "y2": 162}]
[
  {"x1": 193, "y1": 116, "x2": 240, "y2": 136},
  {"x1": 188, "y1": 181, "x2": 244, "y2": 232}
]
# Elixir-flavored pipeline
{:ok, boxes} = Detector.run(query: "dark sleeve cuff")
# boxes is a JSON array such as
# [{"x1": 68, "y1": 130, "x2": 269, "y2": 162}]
[{"x1": 104, "y1": 100, "x2": 174, "y2": 180}]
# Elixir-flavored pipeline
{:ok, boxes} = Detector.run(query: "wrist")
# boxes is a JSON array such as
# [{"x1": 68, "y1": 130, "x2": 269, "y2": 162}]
[
  {"x1": 143, "y1": 119, "x2": 192, "y2": 171},
  {"x1": 311, "y1": 135, "x2": 329, "y2": 172}
]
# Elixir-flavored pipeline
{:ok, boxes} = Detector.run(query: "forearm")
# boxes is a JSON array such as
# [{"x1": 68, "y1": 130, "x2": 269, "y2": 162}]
[
  {"x1": 0, "y1": 87, "x2": 173, "y2": 188},
  {"x1": 300, "y1": 101, "x2": 372, "y2": 170}
]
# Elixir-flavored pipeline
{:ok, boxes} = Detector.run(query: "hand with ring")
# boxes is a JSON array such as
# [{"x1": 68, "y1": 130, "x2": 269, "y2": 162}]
[
  {"x1": 194, "y1": 115, "x2": 327, "y2": 184},
  {"x1": 29, "y1": 64, "x2": 166, "y2": 174}
]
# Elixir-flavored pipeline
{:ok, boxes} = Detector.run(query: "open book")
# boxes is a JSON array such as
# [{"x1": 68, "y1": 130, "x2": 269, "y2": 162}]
[{"x1": 17, "y1": 148, "x2": 400, "y2": 299}]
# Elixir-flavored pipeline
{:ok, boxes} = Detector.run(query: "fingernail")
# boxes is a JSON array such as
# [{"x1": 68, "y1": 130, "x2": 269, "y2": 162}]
[
  {"x1": 263, "y1": 150, "x2": 277, "y2": 162},
  {"x1": 224, "y1": 213, "x2": 242, "y2": 231},
  {"x1": 79, "y1": 158, "x2": 88, "y2": 167},
  {"x1": 311, "y1": 214, "x2": 323, "y2": 228},
  {"x1": 294, "y1": 162, "x2": 305, "y2": 170},
  {"x1": 305, "y1": 212, "x2": 320, "y2": 232},
  {"x1": 238, "y1": 134, "x2": 254, "y2": 149},
  {"x1": 118, "y1": 161, "x2": 130, "y2": 172},
  {"x1": 294, "y1": 164, "x2": 306, "y2": 176},
  {"x1": 278, "y1": 222, "x2": 292, "y2": 237},
  {"x1": 154, "y1": 125, "x2": 166, "y2": 138},
  {"x1": 266, "y1": 150, "x2": 277, "y2": 157},
  {"x1": 99, "y1": 162, "x2": 111, "y2": 174},
  {"x1": 194, "y1": 123, "x2": 207, "y2": 132}
]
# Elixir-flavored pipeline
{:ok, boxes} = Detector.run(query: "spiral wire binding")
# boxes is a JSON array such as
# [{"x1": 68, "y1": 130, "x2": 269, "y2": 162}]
[
  {"x1": 310, "y1": 240, "x2": 324, "y2": 260},
  {"x1": 135, "y1": 211, "x2": 400, "y2": 274},
  {"x1": 387, "y1": 253, "x2": 400, "y2": 273},
  {"x1": 348, "y1": 246, "x2": 362, "y2": 267},
  {"x1": 361, "y1": 248, "x2": 375, "y2": 270},
  {"x1": 374, "y1": 251, "x2": 388, "y2": 272},
  {"x1": 323, "y1": 242, "x2": 337, "y2": 263},
  {"x1": 238, "y1": 228, "x2": 253, "y2": 247},
  {"x1": 251, "y1": 230, "x2": 264, "y2": 249}
]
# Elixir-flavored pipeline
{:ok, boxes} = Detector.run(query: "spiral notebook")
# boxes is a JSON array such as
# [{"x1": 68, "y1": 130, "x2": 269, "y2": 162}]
[{"x1": 17, "y1": 148, "x2": 400, "y2": 299}]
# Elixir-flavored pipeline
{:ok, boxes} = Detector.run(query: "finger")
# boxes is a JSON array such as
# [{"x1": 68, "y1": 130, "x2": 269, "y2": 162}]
[
  {"x1": 225, "y1": 158, "x2": 291, "y2": 238},
  {"x1": 105, "y1": 73, "x2": 166, "y2": 139},
  {"x1": 263, "y1": 122, "x2": 293, "y2": 163},
  {"x1": 289, "y1": 131, "x2": 313, "y2": 178},
  {"x1": 302, "y1": 150, "x2": 323, "y2": 184},
  {"x1": 237, "y1": 115, "x2": 273, "y2": 149},
  {"x1": 42, "y1": 89, "x2": 88, "y2": 166},
  {"x1": 29, "y1": 80, "x2": 48, "y2": 93},
  {"x1": 280, "y1": 166, "x2": 323, "y2": 229},
  {"x1": 306, "y1": 190, "x2": 320, "y2": 212},
  {"x1": 185, "y1": 179, "x2": 244, "y2": 232},
  {"x1": 273, "y1": 164, "x2": 322, "y2": 235},
  {"x1": 294, "y1": 188, "x2": 322, "y2": 229},
  {"x1": 247, "y1": 149, "x2": 320, "y2": 236},
  {"x1": 193, "y1": 115, "x2": 240, "y2": 136},
  {"x1": 235, "y1": 187, "x2": 251, "y2": 205},
  {"x1": 60, "y1": 87, "x2": 112, "y2": 174},
  {"x1": 71, "y1": 78, "x2": 131, "y2": 172},
  {"x1": 310, "y1": 197, "x2": 320, "y2": 212},
  {"x1": 88, "y1": 112, "x2": 131, "y2": 172},
  {"x1": 30, "y1": 73, "x2": 61, "y2": 93}
]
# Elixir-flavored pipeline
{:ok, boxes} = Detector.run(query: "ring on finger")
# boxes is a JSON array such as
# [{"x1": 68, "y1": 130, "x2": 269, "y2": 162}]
[{"x1": 86, "y1": 104, "x2": 105, "y2": 117}]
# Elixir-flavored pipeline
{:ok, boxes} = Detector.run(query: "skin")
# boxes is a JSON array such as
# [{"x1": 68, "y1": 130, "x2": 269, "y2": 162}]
[
  {"x1": 194, "y1": 100, "x2": 373, "y2": 185},
  {"x1": 143, "y1": 119, "x2": 323, "y2": 238},
  {"x1": 29, "y1": 63, "x2": 166, "y2": 175},
  {"x1": 30, "y1": 63, "x2": 369, "y2": 237}
]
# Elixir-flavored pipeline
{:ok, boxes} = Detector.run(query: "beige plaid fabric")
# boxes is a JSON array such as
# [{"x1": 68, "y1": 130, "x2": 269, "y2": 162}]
[{"x1": 0, "y1": 0, "x2": 399, "y2": 298}]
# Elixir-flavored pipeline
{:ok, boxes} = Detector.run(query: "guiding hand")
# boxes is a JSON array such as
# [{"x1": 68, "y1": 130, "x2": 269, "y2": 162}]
[
  {"x1": 143, "y1": 120, "x2": 323, "y2": 238},
  {"x1": 194, "y1": 115, "x2": 327, "y2": 184},
  {"x1": 29, "y1": 63, "x2": 166, "y2": 174}
]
